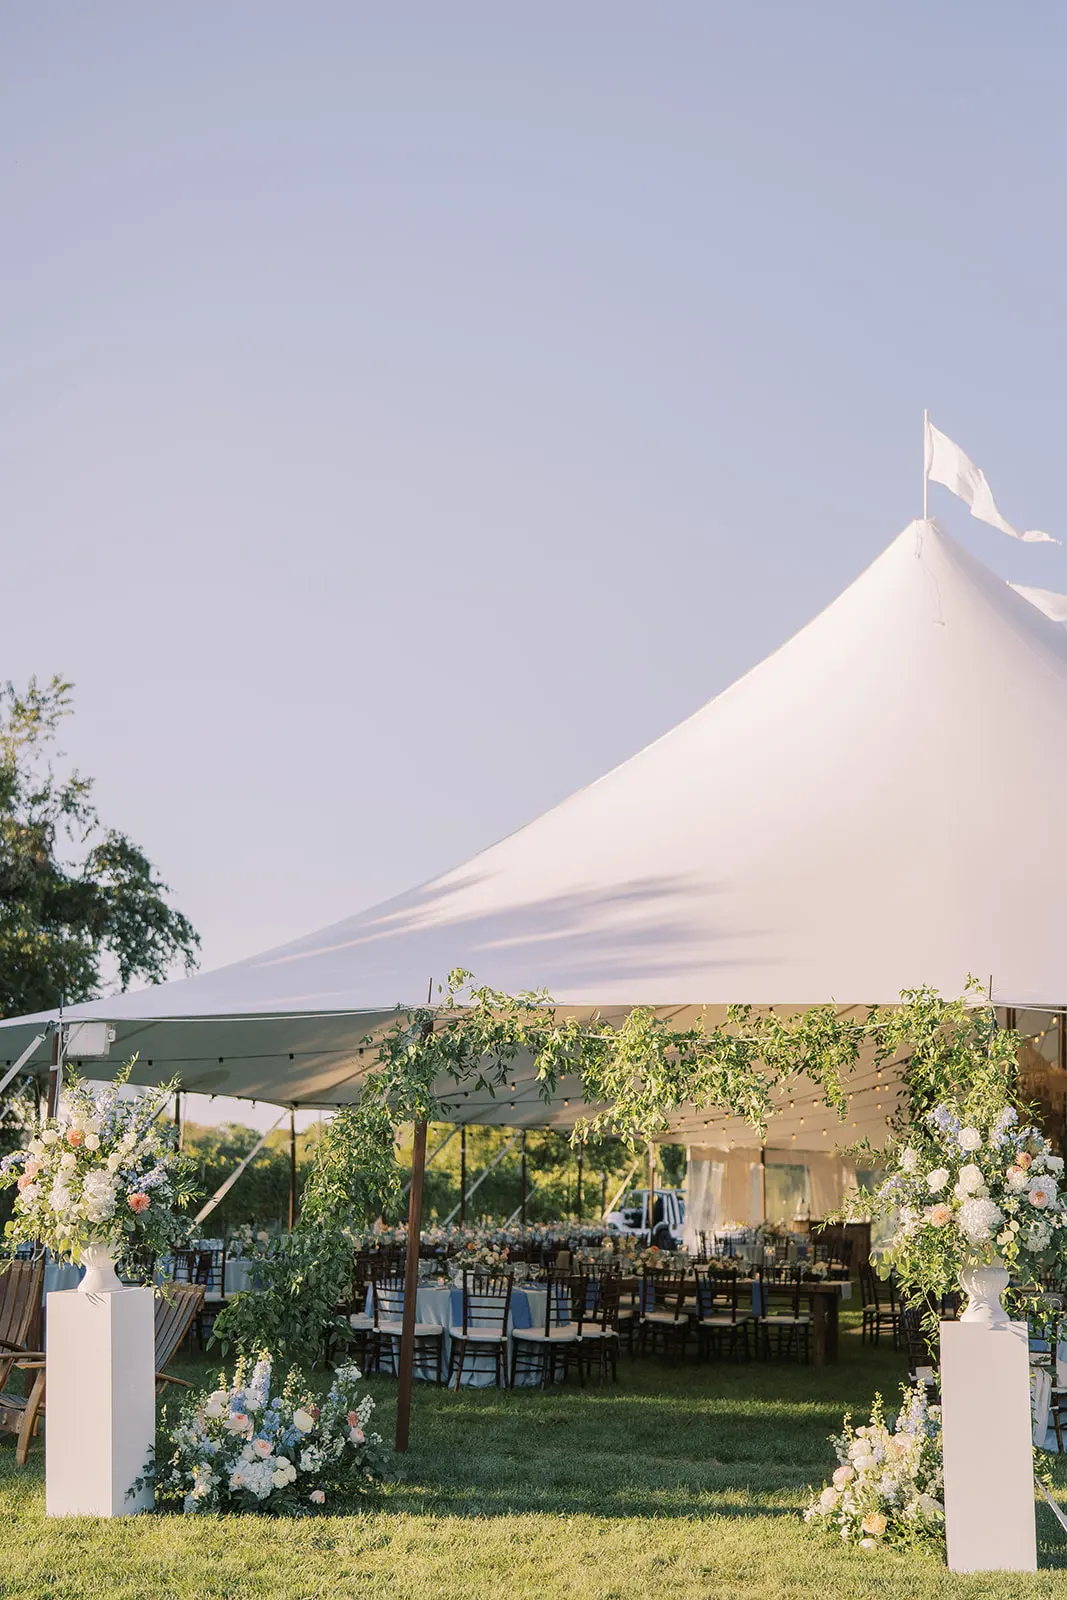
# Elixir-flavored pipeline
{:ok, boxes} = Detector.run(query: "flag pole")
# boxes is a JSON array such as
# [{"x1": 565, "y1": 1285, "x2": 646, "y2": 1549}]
[{"x1": 923, "y1": 409, "x2": 929, "y2": 520}]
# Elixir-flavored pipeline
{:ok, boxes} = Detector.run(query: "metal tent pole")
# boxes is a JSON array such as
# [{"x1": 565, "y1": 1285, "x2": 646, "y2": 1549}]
[{"x1": 46, "y1": 1029, "x2": 61, "y2": 1118}]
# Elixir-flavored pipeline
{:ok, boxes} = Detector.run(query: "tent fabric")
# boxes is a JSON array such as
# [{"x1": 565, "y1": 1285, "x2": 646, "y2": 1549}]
[
  {"x1": 3, "y1": 518, "x2": 1067, "y2": 1139},
  {"x1": 684, "y1": 1147, "x2": 859, "y2": 1241}
]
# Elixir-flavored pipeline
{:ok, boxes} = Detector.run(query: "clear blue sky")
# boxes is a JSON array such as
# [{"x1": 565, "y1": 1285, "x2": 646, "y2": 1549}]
[{"x1": 3, "y1": 4, "x2": 1065, "y2": 997}]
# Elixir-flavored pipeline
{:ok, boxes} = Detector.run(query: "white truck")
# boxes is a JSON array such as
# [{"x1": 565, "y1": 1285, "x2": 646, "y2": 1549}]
[{"x1": 603, "y1": 1187, "x2": 686, "y2": 1248}]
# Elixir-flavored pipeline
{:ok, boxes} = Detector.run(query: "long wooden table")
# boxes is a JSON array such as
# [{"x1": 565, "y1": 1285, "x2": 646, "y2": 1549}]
[{"x1": 624, "y1": 1273, "x2": 850, "y2": 1367}]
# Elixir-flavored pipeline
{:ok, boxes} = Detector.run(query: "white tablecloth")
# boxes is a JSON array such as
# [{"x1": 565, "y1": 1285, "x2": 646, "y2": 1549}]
[
  {"x1": 1031, "y1": 1342, "x2": 1067, "y2": 1450},
  {"x1": 44, "y1": 1262, "x2": 81, "y2": 1295},
  {"x1": 223, "y1": 1258, "x2": 257, "y2": 1295},
  {"x1": 364, "y1": 1285, "x2": 551, "y2": 1387}
]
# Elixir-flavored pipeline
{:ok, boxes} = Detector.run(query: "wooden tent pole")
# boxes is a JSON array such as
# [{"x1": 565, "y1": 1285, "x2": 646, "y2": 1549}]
[
  {"x1": 647, "y1": 1140, "x2": 656, "y2": 1243},
  {"x1": 576, "y1": 1143, "x2": 583, "y2": 1222},
  {"x1": 460, "y1": 1124, "x2": 467, "y2": 1225},
  {"x1": 520, "y1": 1130, "x2": 527, "y2": 1226},
  {"x1": 287, "y1": 1108, "x2": 297, "y2": 1230},
  {"x1": 395, "y1": 1116, "x2": 427, "y2": 1453}
]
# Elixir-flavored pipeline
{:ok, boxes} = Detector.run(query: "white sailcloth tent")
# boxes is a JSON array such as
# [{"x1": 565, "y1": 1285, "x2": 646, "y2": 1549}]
[{"x1": 2, "y1": 517, "x2": 1066, "y2": 1153}]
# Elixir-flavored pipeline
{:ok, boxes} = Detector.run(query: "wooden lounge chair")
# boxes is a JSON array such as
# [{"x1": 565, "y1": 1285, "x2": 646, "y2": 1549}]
[
  {"x1": 11, "y1": 1280, "x2": 205, "y2": 1463},
  {"x1": 153, "y1": 1284, "x2": 206, "y2": 1391},
  {"x1": 0, "y1": 1261, "x2": 46, "y2": 1467}
]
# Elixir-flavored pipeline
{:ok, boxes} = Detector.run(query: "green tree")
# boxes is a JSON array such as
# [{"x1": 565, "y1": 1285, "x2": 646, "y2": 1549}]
[{"x1": 0, "y1": 675, "x2": 199, "y2": 1017}]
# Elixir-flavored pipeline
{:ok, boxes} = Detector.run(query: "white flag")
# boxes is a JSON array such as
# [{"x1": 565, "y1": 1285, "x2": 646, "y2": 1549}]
[
  {"x1": 924, "y1": 418, "x2": 1058, "y2": 544},
  {"x1": 1009, "y1": 583, "x2": 1067, "y2": 622}
]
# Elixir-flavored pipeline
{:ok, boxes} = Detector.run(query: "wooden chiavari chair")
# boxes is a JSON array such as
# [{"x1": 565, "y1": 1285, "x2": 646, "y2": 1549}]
[
  {"x1": 372, "y1": 1275, "x2": 444, "y2": 1384},
  {"x1": 511, "y1": 1272, "x2": 585, "y2": 1389},
  {"x1": 694, "y1": 1267, "x2": 753, "y2": 1361},
  {"x1": 448, "y1": 1271, "x2": 512, "y2": 1388},
  {"x1": 757, "y1": 1277, "x2": 811, "y2": 1362},
  {"x1": 638, "y1": 1270, "x2": 689, "y2": 1359}
]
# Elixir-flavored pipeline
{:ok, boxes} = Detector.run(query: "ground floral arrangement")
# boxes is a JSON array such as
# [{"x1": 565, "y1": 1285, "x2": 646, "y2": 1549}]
[
  {"x1": 805, "y1": 1384, "x2": 944, "y2": 1548},
  {"x1": 0, "y1": 1065, "x2": 196, "y2": 1265},
  {"x1": 152, "y1": 1356, "x2": 389, "y2": 1513}
]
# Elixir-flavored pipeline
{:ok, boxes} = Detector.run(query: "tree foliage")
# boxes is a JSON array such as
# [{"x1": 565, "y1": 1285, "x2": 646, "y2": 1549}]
[
  {"x1": 209, "y1": 1104, "x2": 401, "y2": 1367},
  {"x1": 0, "y1": 675, "x2": 199, "y2": 1018}
]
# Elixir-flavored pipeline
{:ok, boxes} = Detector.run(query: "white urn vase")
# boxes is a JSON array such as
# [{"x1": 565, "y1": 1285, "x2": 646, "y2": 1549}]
[
  {"x1": 958, "y1": 1257, "x2": 1011, "y2": 1328},
  {"x1": 78, "y1": 1243, "x2": 123, "y2": 1295}
]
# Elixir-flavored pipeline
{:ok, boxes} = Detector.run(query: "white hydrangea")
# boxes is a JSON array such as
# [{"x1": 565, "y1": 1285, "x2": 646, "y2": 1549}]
[
  {"x1": 81, "y1": 1169, "x2": 118, "y2": 1224},
  {"x1": 958, "y1": 1197, "x2": 1003, "y2": 1243},
  {"x1": 899, "y1": 1147, "x2": 920, "y2": 1173}
]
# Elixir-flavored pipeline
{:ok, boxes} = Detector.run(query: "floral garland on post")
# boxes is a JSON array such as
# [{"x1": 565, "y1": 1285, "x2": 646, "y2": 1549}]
[{"x1": 357, "y1": 969, "x2": 886, "y2": 1152}]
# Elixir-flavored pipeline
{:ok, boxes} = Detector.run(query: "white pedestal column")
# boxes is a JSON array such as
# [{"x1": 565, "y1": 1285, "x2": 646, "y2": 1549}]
[
  {"x1": 940, "y1": 1319, "x2": 1036, "y2": 1574},
  {"x1": 46, "y1": 1287, "x2": 155, "y2": 1517}
]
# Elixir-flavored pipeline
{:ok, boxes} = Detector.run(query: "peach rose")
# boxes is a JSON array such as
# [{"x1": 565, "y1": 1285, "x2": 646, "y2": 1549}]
[
  {"x1": 66, "y1": 1129, "x2": 84, "y2": 1147},
  {"x1": 127, "y1": 1192, "x2": 150, "y2": 1214}
]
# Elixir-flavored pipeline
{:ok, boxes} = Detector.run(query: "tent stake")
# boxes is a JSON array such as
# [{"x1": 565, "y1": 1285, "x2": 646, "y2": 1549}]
[{"x1": 395, "y1": 1117, "x2": 427, "y2": 1453}]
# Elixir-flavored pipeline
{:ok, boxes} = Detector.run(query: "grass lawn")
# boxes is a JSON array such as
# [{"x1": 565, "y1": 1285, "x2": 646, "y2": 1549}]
[{"x1": 2, "y1": 1311, "x2": 1067, "y2": 1599}]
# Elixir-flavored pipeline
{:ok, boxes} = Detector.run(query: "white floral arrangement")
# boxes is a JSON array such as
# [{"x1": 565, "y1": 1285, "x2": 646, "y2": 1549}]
[
  {"x1": 226, "y1": 1224, "x2": 273, "y2": 1261},
  {"x1": 0, "y1": 1066, "x2": 196, "y2": 1265},
  {"x1": 804, "y1": 1384, "x2": 944, "y2": 1548},
  {"x1": 452, "y1": 1240, "x2": 510, "y2": 1275},
  {"x1": 151, "y1": 1355, "x2": 387, "y2": 1513},
  {"x1": 860, "y1": 1102, "x2": 1067, "y2": 1300}
]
